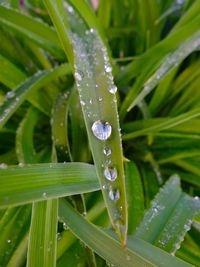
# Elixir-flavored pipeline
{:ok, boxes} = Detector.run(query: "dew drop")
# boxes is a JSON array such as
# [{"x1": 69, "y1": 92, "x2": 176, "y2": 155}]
[
  {"x1": 7, "y1": 239, "x2": 11, "y2": 244},
  {"x1": 91, "y1": 120, "x2": 112, "y2": 141},
  {"x1": 104, "y1": 167, "x2": 117, "y2": 181},
  {"x1": 56, "y1": 233, "x2": 61, "y2": 241},
  {"x1": 74, "y1": 70, "x2": 84, "y2": 81},
  {"x1": 103, "y1": 147, "x2": 111, "y2": 156},
  {"x1": 63, "y1": 222, "x2": 69, "y2": 230},
  {"x1": 6, "y1": 91, "x2": 15, "y2": 98},
  {"x1": 109, "y1": 85, "x2": 117, "y2": 94},
  {"x1": 109, "y1": 189, "x2": 120, "y2": 201},
  {"x1": 0, "y1": 163, "x2": 7, "y2": 169},
  {"x1": 80, "y1": 100, "x2": 85, "y2": 106},
  {"x1": 105, "y1": 66, "x2": 112, "y2": 73},
  {"x1": 42, "y1": 192, "x2": 47, "y2": 198}
]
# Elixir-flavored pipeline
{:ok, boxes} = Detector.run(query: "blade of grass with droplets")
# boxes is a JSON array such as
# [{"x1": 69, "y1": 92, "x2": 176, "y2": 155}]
[
  {"x1": 27, "y1": 200, "x2": 58, "y2": 267},
  {"x1": 0, "y1": 163, "x2": 100, "y2": 208},
  {"x1": 0, "y1": 63, "x2": 68, "y2": 129},
  {"x1": 134, "y1": 175, "x2": 200, "y2": 254},
  {"x1": 71, "y1": 30, "x2": 127, "y2": 245},
  {"x1": 0, "y1": 4, "x2": 65, "y2": 60},
  {"x1": 44, "y1": 1, "x2": 128, "y2": 245},
  {"x1": 51, "y1": 92, "x2": 72, "y2": 162},
  {"x1": 124, "y1": 30, "x2": 200, "y2": 113},
  {"x1": 58, "y1": 199, "x2": 193, "y2": 267},
  {"x1": 0, "y1": 206, "x2": 31, "y2": 266}
]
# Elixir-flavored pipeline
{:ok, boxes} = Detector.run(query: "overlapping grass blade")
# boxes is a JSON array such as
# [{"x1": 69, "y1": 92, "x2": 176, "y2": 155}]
[
  {"x1": 0, "y1": 64, "x2": 68, "y2": 128},
  {"x1": 135, "y1": 175, "x2": 200, "y2": 254},
  {"x1": 0, "y1": 4, "x2": 65, "y2": 60},
  {"x1": 0, "y1": 163, "x2": 99, "y2": 208},
  {"x1": 121, "y1": 30, "x2": 200, "y2": 115},
  {"x1": 58, "y1": 199, "x2": 193, "y2": 267}
]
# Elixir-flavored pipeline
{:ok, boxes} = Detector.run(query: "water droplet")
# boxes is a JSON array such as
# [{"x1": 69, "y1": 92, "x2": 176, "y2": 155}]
[
  {"x1": 63, "y1": 222, "x2": 69, "y2": 230},
  {"x1": 109, "y1": 189, "x2": 120, "y2": 201},
  {"x1": 103, "y1": 147, "x2": 111, "y2": 156},
  {"x1": 80, "y1": 100, "x2": 85, "y2": 106},
  {"x1": 91, "y1": 120, "x2": 112, "y2": 141},
  {"x1": 105, "y1": 66, "x2": 112, "y2": 73},
  {"x1": 6, "y1": 91, "x2": 15, "y2": 98},
  {"x1": 104, "y1": 167, "x2": 117, "y2": 181},
  {"x1": 7, "y1": 239, "x2": 11, "y2": 244},
  {"x1": 0, "y1": 163, "x2": 7, "y2": 169},
  {"x1": 109, "y1": 85, "x2": 117, "y2": 94},
  {"x1": 56, "y1": 233, "x2": 61, "y2": 240},
  {"x1": 74, "y1": 70, "x2": 84, "y2": 81},
  {"x1": 42, "y1": 192, "x2": 47, "y2": 198},
  {"x1": 98, "y1": 97, "x2": 102, "y2": 101}
]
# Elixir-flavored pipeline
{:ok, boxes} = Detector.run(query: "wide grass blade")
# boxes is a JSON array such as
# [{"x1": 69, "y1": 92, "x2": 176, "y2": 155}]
[
  {"x1": 0, "y1": 163, "x2": 100, "y2": 208},
  {"x1": 27, "y1": 200, "x2": 58, "y2": 267},
  {"x1": 58, "y1": 199, "x2": 193, "y2": 267},
  {"x1": 44, "y1": 0, "x2": 128, "y2": 245},
  {"x1": 135, "y1": 175, "x2": 200, "y2": 254}
]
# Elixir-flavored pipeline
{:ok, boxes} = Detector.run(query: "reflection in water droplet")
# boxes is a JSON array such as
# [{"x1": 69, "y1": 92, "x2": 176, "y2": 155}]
[
  {"x1": 56, "y1": 233, "x2": 61, "y2": 240},
  {"x1": 63, "y1": 222, "x2": 69, "y2": 230},
  {"x1": 105, "y1": 66, "x2": 112, "y2": 73},
  {"x1": 104, "y1": 167, "x2": 117, "y2": 181},
  {"x1": 74, "y1": 70, "x2": 84, "y2": 81},
  {"x1": 91, "y1": 120, "x2": 112, "y2": 141},
  {"x1": 109, "y1": 85, "x2": 117, "y2": 94},
  {"x1": 103, "y1": 147, "x2": 111, "y2": 156},
  {"x1": 109, "y1": 189, "x2": 120, "y2": 201}
]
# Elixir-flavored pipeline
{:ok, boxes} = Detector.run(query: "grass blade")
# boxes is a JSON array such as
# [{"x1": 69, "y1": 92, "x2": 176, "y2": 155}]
[
  {"x1": 44, "y1": 1, "x2": 128, "y2": 245},
  {"x1": 0, "y1": 64, "x2": 68, "y2": 129},
  {"x1": 0, "y1": 163, "x2": 100, "y2": 208},
  {"x1": 0, "y1": 4, "x2": 65, "y2": 60},
  {"x1": 58, "y1": 199, "x2": 193, "y2": 267},
  {"x1": 27, "y1": 200, "x2": 58, "y2": 267}
]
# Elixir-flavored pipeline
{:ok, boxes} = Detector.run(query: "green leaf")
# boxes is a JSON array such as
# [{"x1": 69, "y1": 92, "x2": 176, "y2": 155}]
[
  {"x1": 0, "y1": 54, "x2": 26, "y2": 88},
  {"x1": 71, "y1": 30, "x2": 128, "y2": 245},
  {"x1": 0, "y1": 63, "x2": 69, "y2": 128},
  {"x1": 125, "y1": 161, "x2": 144, "y2": 234},
  {"x1": 27, "y1": 199, "x2": 58, "y2": 267},
  {"x1": 0, "y1": 163, "x2": 100, "y2": 208},
  {"x1": 0, "y1": 4, "x2": 65, "y2": 60},
  {"x1": 58, "y1": 199, "x2": 193, "y2": 267},
  {"x1": 135, "y1": 175, "x2": 200, "y2": 254}
]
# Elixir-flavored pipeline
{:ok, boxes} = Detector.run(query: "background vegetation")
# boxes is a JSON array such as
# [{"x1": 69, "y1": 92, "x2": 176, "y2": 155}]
[{"x1": 0, "y1": 0, "x2": 200, "y2": 266}]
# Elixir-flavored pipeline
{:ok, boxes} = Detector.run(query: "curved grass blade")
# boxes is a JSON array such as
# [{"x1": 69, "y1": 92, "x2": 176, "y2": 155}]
[
  {"x1": 0, "y1": 54, "x2": 26, "y2": 88},
  {"x1": 16, "y1": 107, "x2": 42, "y2": 164},
  {"x1": 0, "y1": 205, "x2": 31, "y2": 266},
  {"x1": 0, "y1": 64, "x2": 68, "y2": 129},
  {"x1": 0, "y1": 163, "x2": 99, "y2": 208},
  {"x1": 126, "y1": 30, "x2": 200, "y2": 113},
  {"x1": 51, "y1": 92, "x2": 71, "y2": 162},
  {"x1": 58, "y1": 199, "x2": 193, "y2": 267},
  {"x1": 135, "y1": 175, "x2": 200, "y2": 255},
  {"x1": 27, "y1": 200, "x2": 58, "y2": 267},
  {"x1": 0, "y1": 4, "x2": 65, "y2": 60}
]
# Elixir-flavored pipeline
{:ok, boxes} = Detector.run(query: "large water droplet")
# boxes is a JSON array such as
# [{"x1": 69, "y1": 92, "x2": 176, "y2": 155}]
[
  {"x1": 109, "y1": 85, "x2": 117, "y2": 94},
  {"x1": 91, "y1": 120, "x2": 112, "y2": 141},
  {"x1": 109, "y1": 189, "x2": 120, "y2": 201},
  {"x1": 103, "y1": 147, "x2": 111, "y2": 156},
  {"x1": 104, "y1": 167, "x2": 117, "y2": 181}
]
